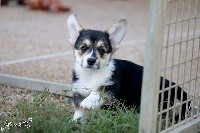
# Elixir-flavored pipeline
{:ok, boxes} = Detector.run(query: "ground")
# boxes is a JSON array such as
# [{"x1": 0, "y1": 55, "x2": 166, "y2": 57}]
[{"x1": 0, "y1": 0, "x2": 148, "y2": 84}]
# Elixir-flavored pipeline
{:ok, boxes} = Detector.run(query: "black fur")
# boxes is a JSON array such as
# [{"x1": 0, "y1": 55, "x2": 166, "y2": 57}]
[
  {"x1": 73, "y1": 93, "x2": 86, "y2": 108},
  {"x1": 103, "y1": 59, "x2": 188, "y2": 121},
  {"x1": 75, "y1": 29, "x2": 113, "y2": 53},
  {"x1": 106, "y1": 59, "x2": 143, "y2": 107}
]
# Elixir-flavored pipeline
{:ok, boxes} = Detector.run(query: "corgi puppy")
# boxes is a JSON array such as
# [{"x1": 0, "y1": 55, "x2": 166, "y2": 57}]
[{"x1": 67, "y1": 14, "x2": 189, "y2": 121}]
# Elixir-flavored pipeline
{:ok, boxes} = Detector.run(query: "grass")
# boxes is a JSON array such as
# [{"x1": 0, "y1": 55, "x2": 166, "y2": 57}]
[{"x1": 0, "y1": 89, "x2": 139, "y2": 133}]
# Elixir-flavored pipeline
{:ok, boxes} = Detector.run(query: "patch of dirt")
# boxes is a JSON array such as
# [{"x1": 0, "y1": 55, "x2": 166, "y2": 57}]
[{"x1": 0, "y1": 85, "x2": 34, "y2": 117}]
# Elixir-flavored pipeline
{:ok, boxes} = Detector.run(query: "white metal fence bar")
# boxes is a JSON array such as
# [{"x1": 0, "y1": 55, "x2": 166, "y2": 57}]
[
  {"x1": 166, "y1": 15, "x2": 200, "y2": 25},
  {"x1": 193, "y1": 37, "x2": 200, "y2": 118},
  {"x1": 167, "y1": 116, "x2": 200, "y2": 133},
  {"x1": 180, "y1": 0, "x2": 192, "y2": 124},
  {"x1": 165, "y1": 0, "x2": 178, "y2": 128},
  {"x1": 139, "y1": 0, "x2": 166, "y2": 132},
  {"x1": 158, "y1": 2, "x2": 173, "y2": 131},
  {"x1": 163, "y1": 36, "x2": 200, "y2": 48},
  {"x1": 186, "y1": 0, "x2": 198, "y2": 121}
]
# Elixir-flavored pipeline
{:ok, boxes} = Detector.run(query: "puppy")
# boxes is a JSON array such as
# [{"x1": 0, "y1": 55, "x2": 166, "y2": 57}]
[{"x1": 67, "y1": 14, "x2": 189, "y2": 121}]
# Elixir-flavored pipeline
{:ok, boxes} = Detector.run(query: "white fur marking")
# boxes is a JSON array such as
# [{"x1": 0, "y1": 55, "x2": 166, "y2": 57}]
[
  {"x1": 67, "y1": 14, "x2": 82, "y2": 44},
  {"x1": 73, "y1": 109, "x2": 85, "y2": 121},
  {"x1": 80, "y1": 91, "x2": 104, "y2": 109},
  {"x1": 73, "y1": 60, "x2": 115, "y2": 96},
  {"x1": 107, "y1": 19, "x2": 127, "y2": 49},
  {"x1": 82, "y1": 50, "x2": 94, "y2": 68}
]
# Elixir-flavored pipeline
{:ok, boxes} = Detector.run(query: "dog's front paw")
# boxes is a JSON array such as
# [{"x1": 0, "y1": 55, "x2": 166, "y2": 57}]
[
  {"x1": 80, "y1": 91, "x2": 104, "y2": 110},
  {"x1": 73, "y1": 110, "x2": 85, "y2": 121},
  {"x1": 80, "y1": 98, "x2": 93, "y2": 109}
]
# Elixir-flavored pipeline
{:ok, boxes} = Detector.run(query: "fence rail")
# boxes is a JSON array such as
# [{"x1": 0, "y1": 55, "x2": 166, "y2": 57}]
[{"x1": 0, "y1": 73, "x2": 72, "y2": 96}]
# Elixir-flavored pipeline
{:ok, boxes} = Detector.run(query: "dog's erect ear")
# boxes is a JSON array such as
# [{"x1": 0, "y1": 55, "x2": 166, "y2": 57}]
[
  {"x1": 67, "y1": 14, "x2": 83, "y2": 44},
  {"x1": 107, "y1": 19, "x2": 127, "y2": 50}
]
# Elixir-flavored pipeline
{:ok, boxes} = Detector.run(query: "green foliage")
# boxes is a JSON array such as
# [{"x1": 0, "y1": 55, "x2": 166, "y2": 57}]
[{"x1": 0, "y1": 90, "x2": 139, "y2": 133}]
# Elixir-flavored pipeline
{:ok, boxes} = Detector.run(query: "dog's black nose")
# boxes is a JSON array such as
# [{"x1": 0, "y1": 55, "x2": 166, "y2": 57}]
[{"x1": 87, "y1": 58, "x2": 96, "y2": 66}]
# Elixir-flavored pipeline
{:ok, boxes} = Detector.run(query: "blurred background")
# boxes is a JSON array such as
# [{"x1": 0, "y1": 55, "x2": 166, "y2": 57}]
[{"x1": 0, "y1": 0, "x2": 148, "y2": 84}]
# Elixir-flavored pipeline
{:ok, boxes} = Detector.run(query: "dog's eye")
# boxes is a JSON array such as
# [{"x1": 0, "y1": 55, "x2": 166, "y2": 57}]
[
  {"x1": 80, "y1": 45, "x2": 88, "y2": 51},
  {"x1": 98, "y1": 46, "x2": 105, "y2": 53}
]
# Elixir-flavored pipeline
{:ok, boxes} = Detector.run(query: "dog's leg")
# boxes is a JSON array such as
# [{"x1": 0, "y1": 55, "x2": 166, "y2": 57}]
[
  {"x1": 72, "y1": 91, "x2": 105, "y2": 121},
  {"x1": 73, "y1": 109, "x2": 85, "y2": 121},
  {"x1": 80, "y1": 91, "x2": 105, "y2": 110},
  {"x1": 175, "y1": 86, "x2": 189, "y2": 122},
  {"x1": 72, "y1": 92, "x2": 86, "y2": 121},
  {"x1": 160, "y1": 85, "x2": 189, "y2": 123}
]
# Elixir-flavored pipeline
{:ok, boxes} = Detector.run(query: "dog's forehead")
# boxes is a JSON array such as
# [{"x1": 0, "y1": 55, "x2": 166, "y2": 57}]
[{"x1": 76, "y1": 29, "x2": 110, "y2": 46}]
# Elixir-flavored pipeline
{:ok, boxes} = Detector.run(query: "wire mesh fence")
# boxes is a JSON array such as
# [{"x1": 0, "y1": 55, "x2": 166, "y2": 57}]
[
  {"x1": 139, "y1": 0, "x2": 200, "y2": 132},
  {"x1": 158, "y1": 0, "x2": 200, "y2": 132}
]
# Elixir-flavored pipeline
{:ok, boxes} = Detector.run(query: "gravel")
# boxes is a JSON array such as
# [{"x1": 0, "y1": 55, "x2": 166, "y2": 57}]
[{"x1": 0, "y1": 85, "x2": 34, "y2": 117}]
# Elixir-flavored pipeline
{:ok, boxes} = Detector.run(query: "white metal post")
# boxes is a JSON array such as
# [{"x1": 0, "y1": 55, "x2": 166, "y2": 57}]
[{"x1": 139, "y1": 0, "x2": 166, "y2": 133}]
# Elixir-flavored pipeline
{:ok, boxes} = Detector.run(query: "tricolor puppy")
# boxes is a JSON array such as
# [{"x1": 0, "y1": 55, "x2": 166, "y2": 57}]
[{"x1": 67, "y1": 14, "x2": 189, "y2": 121}]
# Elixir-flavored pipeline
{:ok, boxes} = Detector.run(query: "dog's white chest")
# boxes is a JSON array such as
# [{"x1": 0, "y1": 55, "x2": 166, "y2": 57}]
[{"x1": 72, "y1": 61, "x2": 115, "y2": 96}]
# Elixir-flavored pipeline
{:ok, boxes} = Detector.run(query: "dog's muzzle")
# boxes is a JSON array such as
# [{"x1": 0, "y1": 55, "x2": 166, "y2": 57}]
[
  {"x1": 84, "y1": 58, "x2": 100, "y2": 69},
  {"x1": 87, "y1": 58, "x2": 96, "y2": 66}
]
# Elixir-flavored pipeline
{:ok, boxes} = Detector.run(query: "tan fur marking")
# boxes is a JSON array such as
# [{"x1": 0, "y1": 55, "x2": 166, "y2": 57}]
[
  {"x1": 77, "y1": 39, "x2": 91, "y2": 56},
  {"x1": 97, "y1": 41, "x2": 107, "y2": 52},
  {"x1": 83, "y1": 39, "x2": 91, "y2": 47},
  {"x1": 97, "y1": 41, "x2": 104, "y2": 47}
]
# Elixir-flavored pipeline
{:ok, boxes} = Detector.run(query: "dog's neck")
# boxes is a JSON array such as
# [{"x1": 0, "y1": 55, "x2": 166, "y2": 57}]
[{"x1": 73, "y1": 59, "x2": 115, "y2": 89}]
